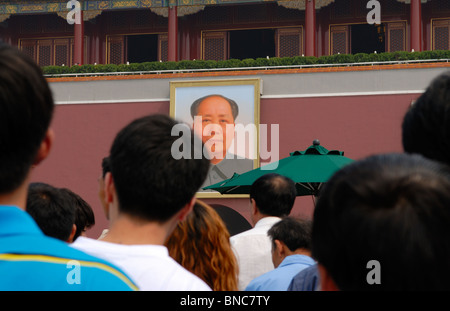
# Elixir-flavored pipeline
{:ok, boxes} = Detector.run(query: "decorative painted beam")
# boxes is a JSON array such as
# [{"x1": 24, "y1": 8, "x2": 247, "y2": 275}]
[{"x1": 0, "y1": 0, "x2": 337, "y2": 19}]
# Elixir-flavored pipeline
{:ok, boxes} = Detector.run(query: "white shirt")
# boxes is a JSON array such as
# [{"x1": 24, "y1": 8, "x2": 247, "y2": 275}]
[
  {"x1": 71, "y1": 237, "x2": 212, "y2": 291},
  {"x1": 230, "y1": 216, "x2": 281, "y2": 291}
]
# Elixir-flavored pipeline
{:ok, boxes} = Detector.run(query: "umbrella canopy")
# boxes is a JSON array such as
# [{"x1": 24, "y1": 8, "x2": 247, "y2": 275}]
[{"x1": 203, "y1": 140, "x2": 354, "y2": 196}]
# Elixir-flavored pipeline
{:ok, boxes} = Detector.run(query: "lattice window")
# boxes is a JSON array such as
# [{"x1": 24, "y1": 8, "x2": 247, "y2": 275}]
[
  {"x1": 276, "y1": 27, "x2": 303, "y2": 58},
  {"x1": 202, "y1": 31, "x2": 228, "y2": 61},
  {"x1": 108, "y1": 36, "x2": 125, "y2": 64},
  {"x1": 19, "y1": 37, "x2": 79, "y2": 66},
  {"x1": 20, "y1": 40, "x2": 37, "y2": 60},
  {"x1": 433, "y1": 20, "x2": 450, "y2": 51},
  {"x1": 330, "y1": 25, "x2": 349, "y2": 54},
  {"x1": 158, "y1": 34, "x2": 168, "y2": 62},
  {"x1": 387, "y1": 22, "x2": 406, "y2": 52},
  {"x1": 54, "y1": 39, "x2": 70, "y2": 66},
  {"x1": 38, "y1": 41, "x2": 52, "y2": 67}
]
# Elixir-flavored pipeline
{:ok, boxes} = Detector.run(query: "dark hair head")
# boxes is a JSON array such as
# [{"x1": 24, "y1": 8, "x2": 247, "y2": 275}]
[
  {"x1": 109, "y1": 114, "x2": 210, "y2": 222},
  {"x1": 26, "y1": 183, "x2": 75, "y2": 242},
  {"x1": 250, "y1": 173, "x2": 296, "y2": 217},
  {"x1": 60, "y1": 188, "x2": 95, "y2": 241},
  {"x1": 268, "y1": 217, "x2": 312, "y2": 252},
  {"x1": 0, "y1": 44, "x2": 54, "y2": 194},
  {"x1": 312, "y1": 153, "x2": 450, "y2": 290},
  {"x1": 402, "y1": 71, "x2": 450, "y2": 166},
  {"x1": 190, "y1": 94, "x2": 239, "y2": 121}
]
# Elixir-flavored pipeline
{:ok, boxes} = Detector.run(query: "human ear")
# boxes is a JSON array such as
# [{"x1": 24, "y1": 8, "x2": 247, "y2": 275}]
[{"x1": 33, "y1": 129, "x2": 54, "y2": 166}]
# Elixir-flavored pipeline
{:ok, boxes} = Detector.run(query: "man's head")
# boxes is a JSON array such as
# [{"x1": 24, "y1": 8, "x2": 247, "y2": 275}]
[
  {"x1": 402, "y1": 71, "x2": 450, "y2": 166},
  {"x1": 60, "y1": 187, "x2": 95, "y2": 241},
  {"x1": 191, "y1": 95, "x2": 239, "y2": 163},
  {"x1": 0, "y1": 43, "x2": 54, "y2": 195},
  {"x1": 312, "y1": 153, "x2": 450, "y2": 290},
  {"x1": 108, "y1": 114, "x2": 210, "y2": 223},
  {"x1": 249, "y1": 173, "x2": 296, "y2": 222},
  {"x1": 268, "y1": 217, "x2": 312, "y2": 268},
  {"x1": 26, "y1": 183, "x2": 76, "y2": 242}
]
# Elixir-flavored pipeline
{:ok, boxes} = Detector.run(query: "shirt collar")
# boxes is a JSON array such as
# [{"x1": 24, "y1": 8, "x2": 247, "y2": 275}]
[
  {"x1": 254, "y1": 216, "x2": 282, "y2": 228},
  {"x1": 279, "y1": 254, "x2": 315, "y2": 268},
  {"x1": 0, "y1": 205, "x2": 43, "y2": 237}
]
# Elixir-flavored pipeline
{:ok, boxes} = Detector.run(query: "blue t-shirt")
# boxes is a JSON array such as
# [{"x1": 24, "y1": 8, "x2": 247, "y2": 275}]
[
  {"x1": 0, "y1": 206, "x2": 138, "y2": 291},
  {"x1": 245, "y1": 254, "x2": 315, "y2": 291}
]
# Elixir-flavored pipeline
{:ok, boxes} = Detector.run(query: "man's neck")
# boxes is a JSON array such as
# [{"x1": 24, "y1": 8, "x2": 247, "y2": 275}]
[
  {"x1": 0, "y1": 180, "x2": 29, "y2": 210},
  {"x1": 290, "y1": 248, "x2": 312, "y2": 258},
  {"x1": 101, "y1": 214, "x2": 171, "y2": 246}
]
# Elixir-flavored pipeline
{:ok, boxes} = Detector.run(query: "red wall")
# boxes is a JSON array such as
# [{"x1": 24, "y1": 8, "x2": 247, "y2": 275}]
[{"x1": 30, "y1": 93, "x2": 419, "y2": 238}]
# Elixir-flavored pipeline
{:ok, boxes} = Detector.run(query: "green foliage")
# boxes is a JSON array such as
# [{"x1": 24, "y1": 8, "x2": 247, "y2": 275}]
[{"x1": 42, "y1": 50, "x2": 450, "y2": 77}]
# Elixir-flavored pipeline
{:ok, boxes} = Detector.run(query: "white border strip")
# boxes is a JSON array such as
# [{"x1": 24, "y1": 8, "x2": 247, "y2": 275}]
[
  {"x1": 55, "y1": 90, "x2": 425, "y2": 105},
  {"x1": 55, "y1": 98, "x2": 169, "y2": 105},
  {"x1": 261, "y1": 90, "x2": 425, "y2": 99}
]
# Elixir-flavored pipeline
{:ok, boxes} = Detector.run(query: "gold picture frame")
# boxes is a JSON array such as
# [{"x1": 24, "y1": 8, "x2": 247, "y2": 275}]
[{"x1": 170, "y1": 78, "x2": 261, "y2": 198}]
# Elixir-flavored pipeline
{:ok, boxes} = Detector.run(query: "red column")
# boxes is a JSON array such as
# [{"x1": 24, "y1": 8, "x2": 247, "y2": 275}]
[
  {"x1": 410, "y1": 0, "x2": 422, "y2": 52},
  {"x1": 74, "y1": 10, "x2": 84, "y2": 65},
  {"x1": 305, "y1": 0, "x2": 316, "y2": 57},
  {"x1": 168, "y1": 6, "x2": 178, "y2": 62}
]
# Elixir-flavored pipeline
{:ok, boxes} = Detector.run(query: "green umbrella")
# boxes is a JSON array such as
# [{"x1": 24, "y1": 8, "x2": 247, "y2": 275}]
[{"x1": 203, "y1": 140, "x2": 354, "y2": 196}]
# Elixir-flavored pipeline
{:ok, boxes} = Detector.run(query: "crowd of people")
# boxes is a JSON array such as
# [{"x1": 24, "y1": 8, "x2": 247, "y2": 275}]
[{"x1": 2, "y1": 42, "x2": 450, "y2": 291}]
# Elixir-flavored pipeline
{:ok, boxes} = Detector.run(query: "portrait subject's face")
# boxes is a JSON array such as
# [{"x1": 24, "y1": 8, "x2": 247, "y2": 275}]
[{"x1": 193, "y1": 96, "x2": 235, "y2": 164}]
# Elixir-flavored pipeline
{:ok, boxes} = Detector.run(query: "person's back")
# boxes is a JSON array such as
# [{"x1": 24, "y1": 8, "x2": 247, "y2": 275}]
[
  {"x1": 72, "y1": 114, "x2": 212, "y2": 291},
  {"x1": 230, "y1": 173, "x2": 296, "y2": 290},
  {"x1": 312, "y1": 153, "x2": 450, "y2": 290},
  {"x1": 1, "y1": 206, "x2": 137, "y2": 291},
  {"x1": 0, "y1": 43, "x2": 136, "y2": 291},
  {"x1": 245, "y1": 217, "x2": 314, "y2": 291},
  {"x1": 287, "y1": 264, "x2": 320, "y2": 291}
]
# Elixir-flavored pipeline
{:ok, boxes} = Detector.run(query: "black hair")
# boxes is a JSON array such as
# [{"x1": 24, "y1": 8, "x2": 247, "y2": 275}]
[
  {"x1": 249, "y1": 173, "x2": 296, "y2": 217},
  {"x1": 312, "y1": 153, "x2": 450, "y2": 290},
  {"x1": 0, "y1": 44, "x2": 54, "y2": 193},
  {"x1": 101, "y1": 156, "x2": 111, "y2": 178},
  {"x1": 60, "y1": 188, "x2": 95, "y2": 241},
  {"x1": 402, "y1": 71, "x2": 450, "y2": 166},
  {"x1": 268, "y1": 217, "x2": 312, "y2": 252},
  {"x1": 26, "y1": 183, "x2": 75, "y2": 242},
  {"x1": 109, "y1": 114, "x2": 210, "y2": 222}
]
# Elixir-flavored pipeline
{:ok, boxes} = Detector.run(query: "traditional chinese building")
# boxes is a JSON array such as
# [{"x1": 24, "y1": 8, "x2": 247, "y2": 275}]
[{"x1": 0, "y1": 0, "x2": 449, "y2": 67}]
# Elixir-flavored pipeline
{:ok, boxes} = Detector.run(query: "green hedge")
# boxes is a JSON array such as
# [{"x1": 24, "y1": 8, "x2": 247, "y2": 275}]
[{"x1": 43, "y1": 50, "x2": 450, "y2": 76}]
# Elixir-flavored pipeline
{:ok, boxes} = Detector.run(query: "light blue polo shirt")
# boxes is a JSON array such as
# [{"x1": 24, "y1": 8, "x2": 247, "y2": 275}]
[
  {"x1": 245, "y1": 254, "x2": 315, "y2": 291},
  {"x1": 0, "y1": 206, "x2": 138, "y2": 291}
]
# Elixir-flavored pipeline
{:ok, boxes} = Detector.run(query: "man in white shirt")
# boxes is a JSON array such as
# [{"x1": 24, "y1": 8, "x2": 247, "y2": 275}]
[
  {"x1": 72, "y1": 114, "x2": 211, "y2": 291},
  {"x1": 230, "y1": 173, "x2": 296, "y2": 290}
]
